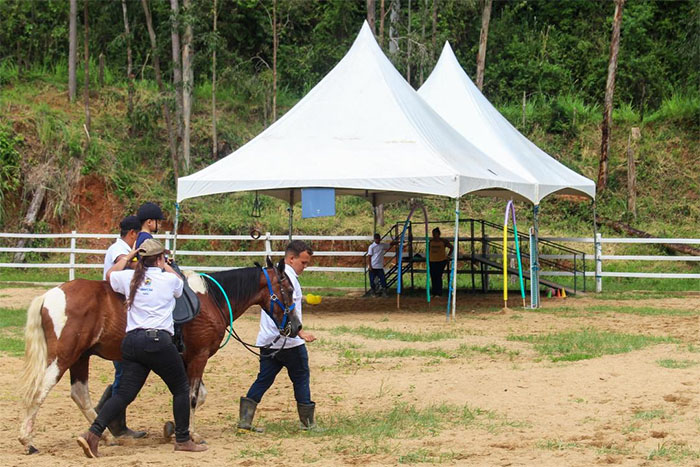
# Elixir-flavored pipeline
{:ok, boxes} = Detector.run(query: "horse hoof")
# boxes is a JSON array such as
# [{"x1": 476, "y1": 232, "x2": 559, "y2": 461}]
[
  {"x1": 163, "y1": 421, "x2": 175, "y2": 439},
  {"x1": 27, "y1": 445, "x2": 39, "y2": 455}
]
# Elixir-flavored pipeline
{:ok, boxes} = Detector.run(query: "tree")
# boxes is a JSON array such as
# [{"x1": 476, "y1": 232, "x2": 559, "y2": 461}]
[
  {"x1": 211, "y1": 0, "x2": 218, "y2": 158},
  {"x1": 389, "y1": 0, "x2": 400, "y2": 56},
  {"x1": 83, "y1": 0, "x2": 90, "y2": 133},
  {"x1": 475, "y1": 0, "x2": 492, "y2": 91},
  {"x1": 182, "y1": 0, "x2": 193, "y2": 171},
  {"x1": 68, "y1": 0, "x2": 77, "y2": 102},
  {"x1": 121, "y1": 0, "x2": 135, "y2": 135},
  {"x1": 170, "y1": 0, "x2": 184, "y2": 151},
  {"x1": 379, "y1": 0, "x2": 385, "y2": 47},
  {"x1": 367, "y1": 0, "x2": 376, "y2": 34},
  {"x1": 142, "y1": 0, "x2": 179, "y2": 181},
  {"x1": 598, "y1": 0, "x2": 625, "y2": 193},
  {"x1": 431, "y1": 0, "x2": 437, "y2": 59}
]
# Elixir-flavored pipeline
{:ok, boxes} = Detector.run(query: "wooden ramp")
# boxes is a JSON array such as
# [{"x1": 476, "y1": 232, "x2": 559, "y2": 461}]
[{"x1": 472, "y1": 255, "x2": 582, "y2": 296}]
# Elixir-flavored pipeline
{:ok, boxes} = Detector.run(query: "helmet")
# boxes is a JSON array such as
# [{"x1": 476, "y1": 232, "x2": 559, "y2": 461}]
[{"x1": 137, "y1": 202, "x2": 165, "y2": 222}]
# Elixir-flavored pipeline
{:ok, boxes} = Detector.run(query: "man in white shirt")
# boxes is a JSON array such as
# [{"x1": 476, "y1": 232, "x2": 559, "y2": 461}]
[
  {"x1": 238, "y1": 240, "x2": 318, "y2": 432},
  {"x1": 367, "y1": 233, "x2": 398, "y2": 296},
  {"x1": 96, "y1": 215, "x2": 146, "y2": 439}
]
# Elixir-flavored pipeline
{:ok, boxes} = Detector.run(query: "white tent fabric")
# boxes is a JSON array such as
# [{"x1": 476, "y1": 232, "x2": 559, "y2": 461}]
[
  {"x1": 418, "y1": 42, "x2": 596, "y2": 203},
  {"x1": 177, "y1": 22, "x2": 538, "y2": 204}
]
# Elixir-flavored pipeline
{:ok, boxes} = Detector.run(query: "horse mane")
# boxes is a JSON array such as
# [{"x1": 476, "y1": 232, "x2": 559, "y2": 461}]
[{"x1": 204, "y1": 267, "x2": 262, "y2": 311}]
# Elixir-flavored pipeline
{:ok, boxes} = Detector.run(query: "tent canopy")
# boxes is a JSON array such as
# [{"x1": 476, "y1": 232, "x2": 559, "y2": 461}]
[
  {"x1": 418, "y1": 42, "x2": 595, "y2": 203},
  {"x1": 177, "y1": 22, "x2": 538, "y2": 205}
]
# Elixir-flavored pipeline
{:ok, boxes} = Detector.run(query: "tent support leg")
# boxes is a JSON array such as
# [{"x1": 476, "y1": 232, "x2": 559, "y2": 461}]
[
  {"x1": 448, "y1": 198, "x2": 460, "y2": 321},
  {"x1": 530, "y1": 204, "x2": 540, "y2": 308}
]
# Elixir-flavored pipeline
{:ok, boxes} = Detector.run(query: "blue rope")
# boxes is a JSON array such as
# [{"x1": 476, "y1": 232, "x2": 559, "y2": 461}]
[{"x1": 199, "y1": 273, "x2": 234, "y2": 349}]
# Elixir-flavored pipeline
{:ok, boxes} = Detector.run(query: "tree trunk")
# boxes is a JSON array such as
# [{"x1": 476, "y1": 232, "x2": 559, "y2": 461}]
[
  {"x1": 379, "y1": 0, "x2": 385, "y2": 47},
  {"x1": 272, "y1": 0, "x2": 278, "y2": 122},
  {"x1": 366, "y1": 0, "x2": 376, "y2": 34},
  {"x1": 121, "y1": 0, "x2": 135, "y2": 135},
  {"x1": 170, "y1": 0, "x2": 184, "y2": 151},
  {"x1": 431, "y1": 0, "x2": 437, "y2": 60},
  {"x1": 406, "y1": 0, "x2": 412, "y2": 82},
  {"x1": 627, "y1": 127, "x2": 640, "y2": 219},
  {"x1": 68, "y1": 0, "x2": 77, "y2": 102},
  {"x1": 83, "y1": 0, "x2": 91, "y2": 134},
  {"x1": 377, "y1": 204, "x2": 385, "y2": 228},
  {"x1": 389, "y1": 0, "x2": 399, "y2": 56},
  {"x1": 182, "y1": 0, "x2": 193, "y2": 172},
  {"x1": 597, "y1": 0, "x2": 625, "y2": 194},
  {"x1": 419, "y1": 0, "x2": 427, "y2": 85},
  {"x1": 98, "y1": 53, "x2": 104, "y2": 87},
  {"x1": 12, "y1": 185, "x2": 47, "y2": 263},
  {"x1": 142, "y1": 0, "x2": 179, "y2": 181},
  {"x1": 212, "y1": 0, "x2": 218, "y2": 158},
  {"x1": 475, "y1": 0, "x2": 492, "y2": 91}
]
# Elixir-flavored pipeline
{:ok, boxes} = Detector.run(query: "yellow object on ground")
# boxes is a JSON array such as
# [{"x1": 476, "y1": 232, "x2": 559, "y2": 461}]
[{"x1": 306, "y1": 294, "x2": 322, "y2": 305}]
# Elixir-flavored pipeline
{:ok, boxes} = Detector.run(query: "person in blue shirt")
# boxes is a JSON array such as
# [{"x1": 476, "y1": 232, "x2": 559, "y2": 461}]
[{"x1": 135, "y1": 202, "x2": 165, "y2": 249}]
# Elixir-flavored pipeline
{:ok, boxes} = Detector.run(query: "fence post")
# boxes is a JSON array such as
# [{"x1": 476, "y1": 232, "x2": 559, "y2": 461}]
[
  {"x1": 265, "y1": 232, "x2": 272, "y2": 257},
  {"x1": 595, "y1": 232, "x2": 603, "y2": 293},
  {"x1": 164, "y1": 231, "x2": 171, "y2": 252},
  {"x1": 69, "y1": 230, "x2": 76, "y2": 281}
]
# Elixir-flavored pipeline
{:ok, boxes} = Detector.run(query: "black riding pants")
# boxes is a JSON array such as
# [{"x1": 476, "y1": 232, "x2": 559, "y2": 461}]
[
  {"x1": 90, "y1": 329, "x2": 191, "y2": 443},
  {"x1": 429, "y1": 260, "x2": 447, "y2": 296}
]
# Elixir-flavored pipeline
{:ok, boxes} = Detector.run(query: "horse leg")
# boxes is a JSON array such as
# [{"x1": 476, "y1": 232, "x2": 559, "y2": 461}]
[
  {"x1": 18, "y1": 357, "x2": 64, "y2": 454},
  {"x1": 188, "y1": 378, "x2": 208, "y2": 443},
  {"x1": 69, "y1": 354, "x2": 97, "y2": 422}
]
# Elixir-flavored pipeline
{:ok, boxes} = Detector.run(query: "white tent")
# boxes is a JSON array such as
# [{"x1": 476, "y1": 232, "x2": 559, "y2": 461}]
[
  {"x1": 177, "y1": 22, "x2": 538, "y2": 205},
  {"x1": 418, "y1": 42, "x2": 596, "y2": 203}
]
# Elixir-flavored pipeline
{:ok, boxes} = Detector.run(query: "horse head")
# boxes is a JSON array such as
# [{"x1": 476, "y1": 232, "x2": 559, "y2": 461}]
[{"x1": 262, "y1": 256, "x2": 302, "y2": 338}]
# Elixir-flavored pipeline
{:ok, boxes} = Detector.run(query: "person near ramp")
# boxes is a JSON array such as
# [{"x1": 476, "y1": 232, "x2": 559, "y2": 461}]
[{"x1": 237, "y1": 240, "x2": 318, "y2": 432}]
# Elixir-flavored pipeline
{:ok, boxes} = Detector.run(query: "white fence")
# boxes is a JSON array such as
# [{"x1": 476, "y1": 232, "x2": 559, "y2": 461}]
[{"x1": 0, "y1": 232, "x2": 698, "y2": 292}]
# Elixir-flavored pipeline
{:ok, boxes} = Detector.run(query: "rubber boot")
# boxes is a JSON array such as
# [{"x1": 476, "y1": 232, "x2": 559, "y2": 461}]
[
  {"x1": 237, "y1": 397, "x2": 264, "y2": 433},
  {"x1": 297, "y1": 402, "x2": 317, "y2": 430},
  {"x1": 96, "y1": 383, "x2": 147, "y2": 439},
  {"x1": 77, "y1": 431, "x2": 101, "y2": 458}
]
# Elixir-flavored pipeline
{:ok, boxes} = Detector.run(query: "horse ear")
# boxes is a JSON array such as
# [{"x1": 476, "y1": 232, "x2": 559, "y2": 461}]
[
  {"x1": 277, "y1": 259, "x2": 285, "y2": 274},
  {"x1": 254, "y1": 261, "x2": 262, "y2": 268},
  {"x1": 265, "y1": 256, "x2": 274, "y2": 268}
]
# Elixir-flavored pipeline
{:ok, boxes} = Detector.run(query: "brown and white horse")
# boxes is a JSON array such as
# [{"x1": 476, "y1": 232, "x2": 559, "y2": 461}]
[{"x1": 18, "y1": 259, "x2": 299, "y2": 454}]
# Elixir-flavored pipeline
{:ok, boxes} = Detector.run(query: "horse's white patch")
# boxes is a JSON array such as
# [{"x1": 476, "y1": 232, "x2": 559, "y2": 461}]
[
  {"x1": 39, "y1": 359, "x2": 59, "y2": 400},
  {"x1": 44, "y1": 288, "x2": 67, "y2": 339},
  {"x1": 185, "y1": 271, "x2": 207, "y2": 294},
  {"x1": 70, "y1": 380, "x2": 97, "y2": 422}
]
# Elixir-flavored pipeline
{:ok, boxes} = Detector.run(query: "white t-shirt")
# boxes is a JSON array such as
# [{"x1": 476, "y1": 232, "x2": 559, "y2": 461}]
[
  {"x1": 255, "y1": 265, "x2": 305, "y2": 349},
  {"x1": 367, "y1": 242, "x2": 391, "y2": 269},
  {"x1": 110, "y1": 267, "x2": 184, "y2": 335},
  {"x1": 103, "y1": 238, "x2": 131, "y2": 280}
]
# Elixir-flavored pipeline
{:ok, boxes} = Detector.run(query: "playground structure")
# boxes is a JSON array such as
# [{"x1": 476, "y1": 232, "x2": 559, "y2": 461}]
[{"x1": 364, "y1": 217, "x2": 586, "y2": 305}]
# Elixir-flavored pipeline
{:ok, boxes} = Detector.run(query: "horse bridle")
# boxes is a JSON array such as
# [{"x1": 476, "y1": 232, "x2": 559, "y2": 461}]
[{"x1": 261, "y1": 266, "x2": 296, "y2": 336}]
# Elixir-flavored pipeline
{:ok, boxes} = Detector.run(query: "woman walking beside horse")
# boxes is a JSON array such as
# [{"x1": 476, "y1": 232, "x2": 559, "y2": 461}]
[{"x1": 77, "y1": 239, "x2": 206, "y2": 457}]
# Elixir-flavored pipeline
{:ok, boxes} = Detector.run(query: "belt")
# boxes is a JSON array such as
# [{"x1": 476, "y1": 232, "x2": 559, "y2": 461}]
[{"x1": 128, "y1": 328, "x2": 171, "y2": 338}]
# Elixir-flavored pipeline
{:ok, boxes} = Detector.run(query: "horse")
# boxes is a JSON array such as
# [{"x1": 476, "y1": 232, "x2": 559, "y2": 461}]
[{"x1": 18, "y1": 258, "x2": 300, "y2": 454}]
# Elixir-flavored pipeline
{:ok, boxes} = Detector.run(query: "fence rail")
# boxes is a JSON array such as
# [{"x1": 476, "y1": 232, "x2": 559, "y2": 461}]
[{"x1": 0, "y1": 232, "x2": 698, "y2": 290}]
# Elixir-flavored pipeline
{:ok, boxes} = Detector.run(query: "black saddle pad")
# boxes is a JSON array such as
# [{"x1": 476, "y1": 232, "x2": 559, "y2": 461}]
[{"x1": 171, "y1": 263, "x2": 201, "y2": 325}]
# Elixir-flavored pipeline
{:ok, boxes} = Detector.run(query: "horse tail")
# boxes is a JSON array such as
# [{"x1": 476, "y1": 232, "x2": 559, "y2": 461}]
[{"x1": 21, "y1": 294, "x2": 48, "y2": 406}]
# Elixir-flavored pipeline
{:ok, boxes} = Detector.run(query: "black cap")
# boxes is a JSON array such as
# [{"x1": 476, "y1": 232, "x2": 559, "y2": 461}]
[
  {"x1": 119, "y1": 215, "x2": 141, "y2": 231},
  {"x1": 137, "y1": 202, "x2": 164, "y2": 222}
]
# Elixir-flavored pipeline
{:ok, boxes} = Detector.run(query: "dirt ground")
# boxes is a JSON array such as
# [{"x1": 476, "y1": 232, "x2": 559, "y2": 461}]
[{"x1": 1, "y1": 287, "x2": 699, "y2": 466}]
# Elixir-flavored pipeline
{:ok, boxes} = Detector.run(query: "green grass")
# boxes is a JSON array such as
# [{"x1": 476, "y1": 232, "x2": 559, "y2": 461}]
[
  {"x1": 264, "y1": 402, "x2": 528, "y2": 440},
  {"x1": 337, "y1": 343, "x2": 518, "y2": 367},
  {"x1": 647, "y1": 442, "x2": 700, "y2": 462},
  {"x1": 536, "y1": 439, "x2": 581, "y2": 451},
  {"x1": 657, "y1": 359, "x2": 699, "y2": 369},
  {"x1": 398, "y1": 448, "x2": 460, "y2": 464},
  {"x1": 507, "y1": 328, "x2": 676, "y2": 362},
  {"x1": 540, "y1": 304, "x2": 698, "y2": 316},
  {"x1": 330, "y1": 325, "x2": 459, "y2": 342},
  {"x1": 633, "y1": 409, "x2": 667, "y2": 421},
  {"x1": 0, "y1": 307, "x2": 27, "y2": 327},
  {"x1": 0, "y1": 307, "x2": 25, "y2": 356}
]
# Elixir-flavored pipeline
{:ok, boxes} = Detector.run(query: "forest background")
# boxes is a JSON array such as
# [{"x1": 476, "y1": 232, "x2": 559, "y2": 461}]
[{"x1": 0, "y1": 0, "x2": 698, "y2": 286}]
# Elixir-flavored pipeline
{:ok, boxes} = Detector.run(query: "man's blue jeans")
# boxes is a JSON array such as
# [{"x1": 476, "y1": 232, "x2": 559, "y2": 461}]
[
  {"x1": 369, "y1": 268, "x2": 387, "y2": 293},
  {"x1": 112, "y1": 361, "x2": 123, "y2": 394},
  {"x1": 246, "y1": 345, "x2": 312, "y2": 404}
]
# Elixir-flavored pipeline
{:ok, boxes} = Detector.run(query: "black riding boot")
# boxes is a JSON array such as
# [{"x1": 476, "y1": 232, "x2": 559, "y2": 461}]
[
  {"x1": 95, "y1": 384, "x2": 147, "y2": 439},
  {"x1": 297, "y1": 402, "x2": 317, "y2": 430},
  {"x1": 237, "y1": 397, "x2": 264, "y2": 433}
]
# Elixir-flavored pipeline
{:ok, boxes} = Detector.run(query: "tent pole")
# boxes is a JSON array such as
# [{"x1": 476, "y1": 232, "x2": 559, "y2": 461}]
[
  {"x1": 172, "y1": 202, "x2": 180, "y2": 261},
  {"x1": 450, "y1": 198, "x2": 460, "y2": 321},
  {"x1": 592, "y1": 199, "x2": 598, "y2": 293},
  {"x1": 531, "y1": 204, "x2": 540, "y2": 308},
  {"x1": 288, "y1": 189, "x2": 294, "y2": 242}
]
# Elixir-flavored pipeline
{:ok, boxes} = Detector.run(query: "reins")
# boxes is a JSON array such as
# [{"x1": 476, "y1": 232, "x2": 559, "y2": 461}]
[{"x1": 199, "y1": 268, "x2": 294, "y2": 357}]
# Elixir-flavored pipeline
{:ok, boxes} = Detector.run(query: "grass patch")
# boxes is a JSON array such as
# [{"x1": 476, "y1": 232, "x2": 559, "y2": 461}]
[
  {"x1": 264, "y1": 402, "x2": 528, "y2": 440},
  {"x1": 330, "y1": 325, "x2": 458, "y2": 342},
  {"x1": 0, "y1": 308, "x2": 25, "y2": 355},
  {"x1": 507, "y1": 328, "x2": 675, "y2": 362},
  {"x1": 238, "y1": 446, "x2": 281, "y2": 459},
  {"x1": 539, "y1": 304, "x2": 697, "y2": 316},
  {"x1": 338, "y1": 343, "x2": 519, "y2": 366},
  {"x1": 657, "y1": 359, "x2": 699, "y2": 369},
  {"x1": 537, "y1": 439, "x2": 581, "y2": 450},
  {"x1": 398, "y1": 448, "x2": 460, "y2": 464},
  {"x1": 0, "y1": 335, "x2": 24, "y2": 356},
  {"x1": 0, "y1": 308, "x2": 27, "y2": 328},
  {"x1": 647, "y1": 442, "x2": 700, "y2": 462},
  {"x1": 633, "y1": 409, "x2": 667, "y2": 421}
]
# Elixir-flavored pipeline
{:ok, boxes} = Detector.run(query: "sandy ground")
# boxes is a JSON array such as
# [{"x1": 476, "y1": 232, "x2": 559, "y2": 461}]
[{"x1": 0, "y1": 287, "x2": 699, "y2": 466}]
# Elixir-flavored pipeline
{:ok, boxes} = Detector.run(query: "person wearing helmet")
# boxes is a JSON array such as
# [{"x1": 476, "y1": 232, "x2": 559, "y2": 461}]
[{"x1": 135, "y1": 202, "x2": 165, "y2": 249}]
